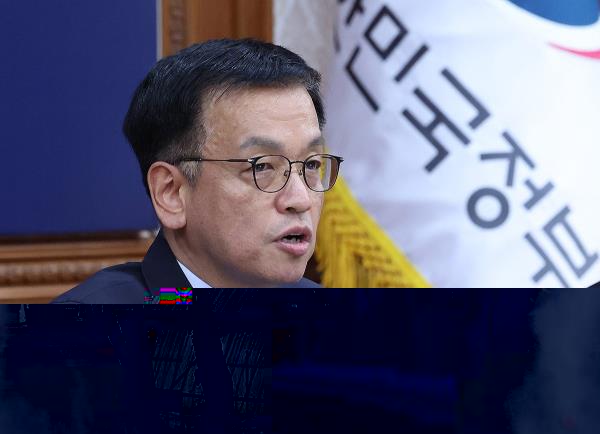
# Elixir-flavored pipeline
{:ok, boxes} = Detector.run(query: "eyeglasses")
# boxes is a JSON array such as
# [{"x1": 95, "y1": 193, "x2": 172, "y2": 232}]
[{"x1": 173, "y1": 154, "x2": 344, "y2": 193}]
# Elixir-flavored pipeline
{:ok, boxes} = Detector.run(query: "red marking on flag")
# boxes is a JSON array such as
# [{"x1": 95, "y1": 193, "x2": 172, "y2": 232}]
[{"x1": 550, "y1": 43, "x2": 600, "y2": 59}]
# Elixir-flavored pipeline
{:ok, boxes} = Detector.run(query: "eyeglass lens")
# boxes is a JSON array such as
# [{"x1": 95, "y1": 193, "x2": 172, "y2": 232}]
[{"x1": 253, "y1": 155, "x2": 339, "y2": 192}]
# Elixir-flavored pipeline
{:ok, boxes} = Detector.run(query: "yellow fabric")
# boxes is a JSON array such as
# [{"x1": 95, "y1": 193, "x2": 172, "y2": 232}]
[{"x1": 316, "y1": 177, "x2": 430, "y2": 288}]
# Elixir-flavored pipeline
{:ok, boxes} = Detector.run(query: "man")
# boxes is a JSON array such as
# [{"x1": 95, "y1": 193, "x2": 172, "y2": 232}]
[{"x1": 54, "y1": 39, "x2": 342, "y2": 303}]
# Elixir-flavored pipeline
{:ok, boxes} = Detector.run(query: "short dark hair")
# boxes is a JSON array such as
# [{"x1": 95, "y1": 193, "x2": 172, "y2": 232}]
[{"x1": 123, "y1": 38, "x2": 325, "y2": 195}]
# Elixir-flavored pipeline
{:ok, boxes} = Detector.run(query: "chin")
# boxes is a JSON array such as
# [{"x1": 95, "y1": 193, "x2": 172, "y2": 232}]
[{"x1": 264, "y1": 263, "x2": 307, "y2": 286}]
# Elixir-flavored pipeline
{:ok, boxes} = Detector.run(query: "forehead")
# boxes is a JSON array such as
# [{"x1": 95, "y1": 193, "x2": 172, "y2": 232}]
[{"x1": 201, "y1": 86, "x2": 322, "y2": 153}]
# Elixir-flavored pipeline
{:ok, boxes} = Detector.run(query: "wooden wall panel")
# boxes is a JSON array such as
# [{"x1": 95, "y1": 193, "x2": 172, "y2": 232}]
[
  {"x1": 0, "y1": 236, "x2": 153, "y2": 303},
  {"x1": 234, "y1": 0, "x2": 273, "y2": 41},
  {"x1": 162, "y1": 0, "x2": 272, "y2": 56}
]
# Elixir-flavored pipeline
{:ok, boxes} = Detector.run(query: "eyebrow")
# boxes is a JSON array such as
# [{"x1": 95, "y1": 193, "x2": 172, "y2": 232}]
[{"x1": 239, "y1": 135, "x2": 325, "y2": 151}]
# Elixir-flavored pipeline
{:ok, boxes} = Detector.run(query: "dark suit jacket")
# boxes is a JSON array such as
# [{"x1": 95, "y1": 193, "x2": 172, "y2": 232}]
[{"x1": 53, "y1": 231, "x2": 319, "y2": 303}]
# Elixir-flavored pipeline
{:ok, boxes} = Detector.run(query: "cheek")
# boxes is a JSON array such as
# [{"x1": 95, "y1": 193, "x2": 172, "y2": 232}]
[
  {"x1": 312, "y1": 195, "x2": 324, "y2": 222},
  {"x1": 213, "y1": 186, "x2": 272, "y2": 243},
  {"x1": 186, "y1": 182, "x2": 233, "y2": 233}
]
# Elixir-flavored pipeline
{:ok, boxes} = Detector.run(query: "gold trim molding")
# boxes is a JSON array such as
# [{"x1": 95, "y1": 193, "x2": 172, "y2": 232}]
[{"x1": 0, "y1": 237, "x2": 153, "y2": 303}]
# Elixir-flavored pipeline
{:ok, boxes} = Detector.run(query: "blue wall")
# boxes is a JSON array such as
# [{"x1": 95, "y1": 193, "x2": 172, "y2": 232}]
[{"x1": 0, "y1": 0, "x2": 158, "y2": 235}]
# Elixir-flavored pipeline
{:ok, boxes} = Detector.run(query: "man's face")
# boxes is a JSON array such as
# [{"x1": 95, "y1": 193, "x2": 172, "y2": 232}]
[{"x1": 179, "y1": 86, "x2": 324, "y2": 287}]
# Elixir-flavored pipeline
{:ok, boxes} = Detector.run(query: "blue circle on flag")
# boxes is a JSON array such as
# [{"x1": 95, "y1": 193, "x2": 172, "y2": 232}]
[{"x1": 507, "y1": 0, "x2": 599, "y2": 25}]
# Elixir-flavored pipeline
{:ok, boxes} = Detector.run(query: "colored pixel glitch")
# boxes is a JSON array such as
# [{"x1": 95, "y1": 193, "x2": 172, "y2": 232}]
[{"x1": 159, "y1": 288, "x2": 193, "y2": 304}]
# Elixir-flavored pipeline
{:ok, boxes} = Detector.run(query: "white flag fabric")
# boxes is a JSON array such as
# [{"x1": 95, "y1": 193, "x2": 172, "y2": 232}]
[{"x1": 275, "y1": 0, "x2": 600, "y2": 288}]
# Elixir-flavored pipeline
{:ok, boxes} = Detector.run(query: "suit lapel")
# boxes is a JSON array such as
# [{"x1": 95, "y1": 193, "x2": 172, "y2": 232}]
[{"x1": 141, "y1": 231, "x2": 192, "y2": 288}]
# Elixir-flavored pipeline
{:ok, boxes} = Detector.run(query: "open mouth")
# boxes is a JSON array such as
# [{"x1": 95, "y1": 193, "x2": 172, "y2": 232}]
[
  {"x1": 281, "y1": 233, "x2": 306, "y2": 244},
  {"x1": 276, "y1": 227, "x2": 312, "y2": 256}
]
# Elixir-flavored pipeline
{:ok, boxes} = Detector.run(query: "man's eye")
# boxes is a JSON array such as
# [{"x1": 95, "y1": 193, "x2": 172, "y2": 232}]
[
  {"x1": 305, "y1": 160, "x2": 321, "y2": 171},
  {"x1": 254, "y1": 163, "x2": 274, "y2": 172}
]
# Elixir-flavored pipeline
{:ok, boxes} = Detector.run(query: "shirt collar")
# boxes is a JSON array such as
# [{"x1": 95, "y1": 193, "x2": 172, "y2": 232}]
[{"x1": 176, "y1": 260, "x2": 212, "y2": 288}]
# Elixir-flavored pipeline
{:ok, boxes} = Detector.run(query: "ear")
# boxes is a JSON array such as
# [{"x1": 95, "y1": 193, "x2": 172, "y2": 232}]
[{"x1": 147, "y1": 162, "x2": 187, "y2": 230}]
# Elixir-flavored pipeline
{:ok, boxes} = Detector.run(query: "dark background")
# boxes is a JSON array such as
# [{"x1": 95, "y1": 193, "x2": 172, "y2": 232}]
[
  {"x1": 272, "y1": 289, "x2": 558, "y2": 434},
  {"x1": 0, "y1": 291, "x2": 272, "y2": 434},
  {"x1": 2, "y1": 289, "x2": 600, "y2": 433}
]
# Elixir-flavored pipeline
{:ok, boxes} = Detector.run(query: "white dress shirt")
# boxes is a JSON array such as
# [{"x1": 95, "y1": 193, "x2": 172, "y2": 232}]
[{"x1": 176, "y1": 260, "x2": 211, "y2": 288}]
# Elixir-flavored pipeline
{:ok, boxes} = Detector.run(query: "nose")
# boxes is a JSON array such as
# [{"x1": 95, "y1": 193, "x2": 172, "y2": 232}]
[
  {"x1": 275, "y1": 163, "x2": 312, "y2": 214},
  {"x1": 283, "y1": 160, "x2": 305, "y2": 179}
]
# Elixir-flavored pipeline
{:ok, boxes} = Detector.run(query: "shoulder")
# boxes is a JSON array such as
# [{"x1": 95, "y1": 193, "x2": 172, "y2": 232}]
[
  {"x1": 52, "y1": 262, "x2": 147, "y2": 304},
  {"x1": 284, "y1": 277, "x2": 321, "y2": 288}
]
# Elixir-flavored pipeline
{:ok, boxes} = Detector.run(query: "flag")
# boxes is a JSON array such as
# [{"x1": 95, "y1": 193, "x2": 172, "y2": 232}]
[{"x1": 275, "y1": 0, "x2": 600, "y2": 287}]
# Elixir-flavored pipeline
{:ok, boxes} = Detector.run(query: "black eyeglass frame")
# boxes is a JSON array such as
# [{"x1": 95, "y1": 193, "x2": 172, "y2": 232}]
[{"x1": 172, "y1": 153, "x2": 344, "y2": 193}]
